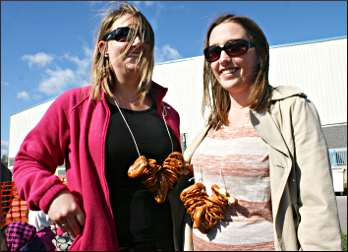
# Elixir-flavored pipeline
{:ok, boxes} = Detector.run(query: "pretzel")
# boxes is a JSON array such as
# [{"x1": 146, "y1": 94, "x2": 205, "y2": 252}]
[
  {"x1": 187, "y1": 199, "x2": 207, "y2": 216},
  {"x1": 128, "y1": 151, "x2": 193, "y2": 203},
  {"x1": 180, "y1": 183, "x2": 238, "y2": 233},
  {"x1": 143, "y1": 174, "x2": 158, "y2": 193},
  {"x1": 128, "y1": 156, "x2": 148, "y2": 178},
  {"x1": 192, "y1": 205, "x2": 206, "y2": 229},
  {"x1": 154, "y1": 173, "x2": 169, "y2": 203},
  {"x1": 180, "y1": 182, "x2": 206, "y2": 201}
]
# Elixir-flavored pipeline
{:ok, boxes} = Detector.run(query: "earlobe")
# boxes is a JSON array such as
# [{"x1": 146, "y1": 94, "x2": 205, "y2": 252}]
[{"x1": 97, "y1": 41, "x2": 107, "y2": 55}]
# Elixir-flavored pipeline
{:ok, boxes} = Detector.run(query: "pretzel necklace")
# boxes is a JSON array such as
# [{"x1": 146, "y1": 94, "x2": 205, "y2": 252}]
[
  {"x1": 179, "y1": 182, "x2": 237, "y2": 233},
  {"x1": 128, "y1": 151, "x2": 193, "y2": 203}
]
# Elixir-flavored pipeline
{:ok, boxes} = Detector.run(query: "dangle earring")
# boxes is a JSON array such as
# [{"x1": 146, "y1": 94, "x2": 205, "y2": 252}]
[
  {"x1": 103, "y1": 43, "x2": 109, "y2": 58},
  {"x1": 101, "y1": 46, "x2": 109, "y2": 77},
  {"x1": 103, "y1": 51, "x2": 114, "y2": 84}
]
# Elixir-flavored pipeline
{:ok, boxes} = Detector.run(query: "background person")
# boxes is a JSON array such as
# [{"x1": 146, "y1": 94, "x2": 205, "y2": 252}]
[
  {"x1": 28, "y1": 210, "x2": 56, "y2": 251},
  {"x1": 28, "y1": 210, "x2": 51, "y2": 232},
  {"x1": 183, "y1": 13, "x2": 342, "y2": 251},
  {"x1": 13, "y1": 3, "x2": 189, "y2": 251}
]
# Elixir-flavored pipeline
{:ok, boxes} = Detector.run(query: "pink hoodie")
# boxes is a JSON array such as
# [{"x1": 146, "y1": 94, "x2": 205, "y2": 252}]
[{"x1": 13, "y1": 83, "x2": 181, "y2": 250}]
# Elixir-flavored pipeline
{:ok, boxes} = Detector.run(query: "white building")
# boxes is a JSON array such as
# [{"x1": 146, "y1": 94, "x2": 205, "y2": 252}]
[{"x1": 8, "y1": 37, "x2": 347, "y2": 191}]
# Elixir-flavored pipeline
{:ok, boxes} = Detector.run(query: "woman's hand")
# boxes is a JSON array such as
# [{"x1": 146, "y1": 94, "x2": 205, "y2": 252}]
[{"x1": 48, "y1": 191, "x2": 85, "y2": 238}]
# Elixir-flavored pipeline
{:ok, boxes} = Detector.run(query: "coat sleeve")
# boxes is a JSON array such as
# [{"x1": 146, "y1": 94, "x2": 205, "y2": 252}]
[
  {"x1": 181, "y1": 126, "x2": 210, "y2": 251},
  {"x1": 292, "y1": 97, "x2": 342, "y2": 250},
  {"x1": 13, "y1": 95, "x2": 70, "y2": 213}
]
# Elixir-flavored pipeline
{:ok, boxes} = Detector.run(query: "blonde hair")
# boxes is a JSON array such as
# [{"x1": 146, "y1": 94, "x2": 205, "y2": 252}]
[
  {"x1": 203, "y1": 14, "x2": 272, "y2": 129},
  {"x1": 90, "y1": 2, "x2": 155, "y2": 100}
]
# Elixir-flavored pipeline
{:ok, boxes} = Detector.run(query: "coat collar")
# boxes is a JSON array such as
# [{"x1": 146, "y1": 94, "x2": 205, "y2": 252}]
[
  {"x1": 150, "y1": 81, "x2": 168, "y2": 102},
  {"x1": 270, "y1": 85, "x2": 306, "y2": 101},
  {"x1": 249, "y1": 85, "x2": 306, "y2": 158},
  {"x1": 149, "y1": 81, "x2": 168, "y2": 115}
]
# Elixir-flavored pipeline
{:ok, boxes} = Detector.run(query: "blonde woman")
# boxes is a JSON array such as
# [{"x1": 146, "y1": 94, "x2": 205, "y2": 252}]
[
  {"x1": 13, "y1": 3, "x2": 188, "y2": 251},
  {"x1": 183, "y1": 14, "x2": 342, "y2": 250}
]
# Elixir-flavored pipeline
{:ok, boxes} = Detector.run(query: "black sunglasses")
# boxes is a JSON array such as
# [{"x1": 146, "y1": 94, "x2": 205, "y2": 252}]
[
  {"x1": 204, "y1": 39, "x2": 255, "y2": 63},
  {"x1": 103, "y1": 27, "x2": 140, "y2": 42}
]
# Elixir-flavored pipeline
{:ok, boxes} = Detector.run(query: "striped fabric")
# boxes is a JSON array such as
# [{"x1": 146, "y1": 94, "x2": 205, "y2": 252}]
[{"x1": 191, "y1": 109, "x2": 274, "y2": 251}]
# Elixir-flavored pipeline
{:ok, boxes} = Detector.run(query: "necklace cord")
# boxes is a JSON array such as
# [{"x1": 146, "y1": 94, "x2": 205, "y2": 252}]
[
  {"x1": 219, "y1": 159, "x2": 228, "y2": 193},
  {"x1": 112, "y1": 96, "x2": 142, "y2": 157},
  {"x1": 161, "y1": 105, "x2": 174, "y2": 153}
]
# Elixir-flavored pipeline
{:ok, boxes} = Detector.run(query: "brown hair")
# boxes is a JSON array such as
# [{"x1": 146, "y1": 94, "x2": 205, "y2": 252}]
[
  {"x1": 203, "y1": 14, "x2": 272, "y2": 129},
  {"x1": 90, "y1": 2, "x2": 155, "y2": 100}
]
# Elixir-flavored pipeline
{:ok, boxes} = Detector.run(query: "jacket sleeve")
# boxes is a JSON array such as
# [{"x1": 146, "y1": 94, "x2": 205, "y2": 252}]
[
  {"x1": 13, "y1": 95, "x2": 70, "y2": 213},
  {"x1": 292, "y1": 97, "x2": 342, "y2": 250}
]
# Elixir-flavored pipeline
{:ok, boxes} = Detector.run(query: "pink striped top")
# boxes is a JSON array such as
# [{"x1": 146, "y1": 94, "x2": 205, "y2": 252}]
[{"x1": 191, "y1": 108, "x2": 274, "y2": 251}]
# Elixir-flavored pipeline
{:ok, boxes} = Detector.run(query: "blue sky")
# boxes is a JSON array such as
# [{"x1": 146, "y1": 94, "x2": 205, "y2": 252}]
[{"x1": 1, "y1": 1, "x2": 347, "y2": 156}]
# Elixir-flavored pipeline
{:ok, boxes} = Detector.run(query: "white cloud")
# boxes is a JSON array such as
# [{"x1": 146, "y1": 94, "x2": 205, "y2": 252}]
[
  {"x1": 83, "y1": 46, "x2": 93, "y2": 59},
  {"x1": 22, "y1": 52, "x2": 54, "y2": 67},
  {"x1": 17, "y1": 91, "x2": 31, "y2": 100},
  {"x1": 63, "y1": 53, "x2": 90, "y2": 76},
  {"x1": 1, "y1": 140, "x2": 9, "y2": 156},
  {"x1": 38, "y1": 46, "x2": 92, "y2": 96},
  {"x1": 155, "y1": 44, "x2": 182, "y2": 63},
  {"x1": 38, "y1": 68, "x2": 76, "y2": 95}
]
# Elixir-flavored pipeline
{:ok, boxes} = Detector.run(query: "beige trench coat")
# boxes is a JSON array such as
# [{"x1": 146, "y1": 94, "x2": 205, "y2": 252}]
[{"x1": 183, "y1": 86, "x2": 342, "y2": 251}]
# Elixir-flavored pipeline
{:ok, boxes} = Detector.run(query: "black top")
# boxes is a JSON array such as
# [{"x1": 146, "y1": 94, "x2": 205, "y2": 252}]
[{"x1": 105, "y1": 98, "x2": 180, "y2": 248}]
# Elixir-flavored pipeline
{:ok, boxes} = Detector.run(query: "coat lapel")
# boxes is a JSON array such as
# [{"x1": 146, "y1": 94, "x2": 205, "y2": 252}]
[
  {"x1": 183, "y1": 124, "x2": 211, "y2": 162},
  {"x1": 249, "y1": 109, "x2": 293, "y2": 230},
  {"x1": 249, "y1": 110, "x2": 290, "y2": 158}
]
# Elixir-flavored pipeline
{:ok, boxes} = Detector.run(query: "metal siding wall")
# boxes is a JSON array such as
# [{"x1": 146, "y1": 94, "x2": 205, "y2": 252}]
[
  {"x1": 269, "y1": 39, "x2": 347, "y2": 125},
  {"x1": 153, "y1": 57, "x2": 206, "y2": 145},
  {"x1": 8, "y1": 100, "x2": 53, "y2": 159}
]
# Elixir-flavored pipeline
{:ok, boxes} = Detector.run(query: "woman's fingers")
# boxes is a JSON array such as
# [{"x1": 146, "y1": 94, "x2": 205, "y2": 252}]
[
  {"x1": 48, "y1": 191, "x2": 85, "y2": 237},
  {"x1": 76, "y1": 211, "x2": 85, "y2": 227},
  {"x1": 66, "y1": 217, "x2": 82, "y2": 238},
  {"x1": 68, "y1": 208, "x2": 85, "y2": 237}
]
